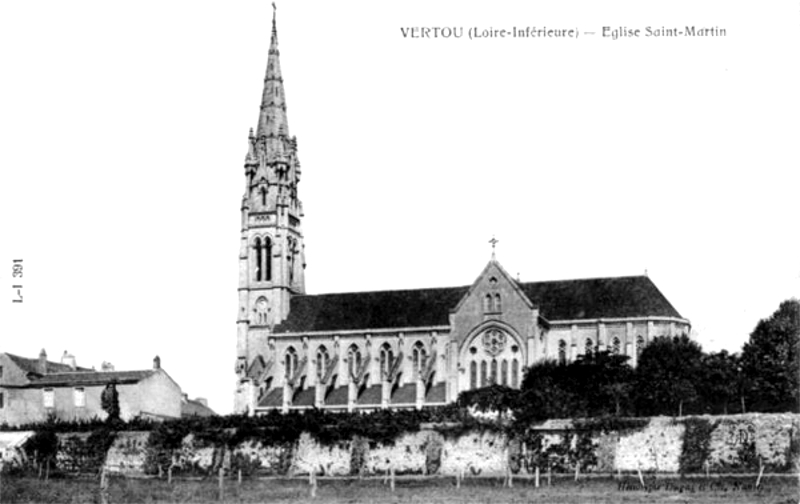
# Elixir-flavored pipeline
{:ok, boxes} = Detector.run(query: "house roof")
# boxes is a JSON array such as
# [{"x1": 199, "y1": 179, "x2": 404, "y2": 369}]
[
  {"x1": 181, "y1": 398, "x2": 216, "y2": 417},
  {"x1": 5, "y1": 353, "x2": 91, "y2": 375},
  {"x1": 273, "y1": 275, "x2": 682, "y2": 334},
  {"x1": 19, "y1": 370, "x2": 157, "y2": 388}
]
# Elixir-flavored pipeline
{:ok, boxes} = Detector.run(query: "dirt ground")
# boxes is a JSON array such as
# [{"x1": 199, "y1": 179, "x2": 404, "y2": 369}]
[{"x1": 1, "y1": 474, "x2": 797, "y2": 503}]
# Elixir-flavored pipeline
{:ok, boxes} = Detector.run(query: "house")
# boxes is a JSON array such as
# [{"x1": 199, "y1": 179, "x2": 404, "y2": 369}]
[{"x1": 0, "y1": 350, "x2": 182, "y2": 426}]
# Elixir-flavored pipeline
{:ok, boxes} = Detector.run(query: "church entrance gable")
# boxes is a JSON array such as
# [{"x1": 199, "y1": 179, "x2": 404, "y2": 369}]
[{"x1": 449, "y1": 259, "x2": 536, "y2": 350}]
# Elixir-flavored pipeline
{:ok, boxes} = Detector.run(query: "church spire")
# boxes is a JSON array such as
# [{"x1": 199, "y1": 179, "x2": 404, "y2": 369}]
[{"x1": 256, "y1": 4, "x2": 289, "y2": 140}]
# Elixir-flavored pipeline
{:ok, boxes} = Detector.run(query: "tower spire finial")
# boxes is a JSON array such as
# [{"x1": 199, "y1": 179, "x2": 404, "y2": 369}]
[
  {"x1": 489, "y1": 235, "x2": 498, "y2": 260},
  {"x1": 271, "y1": 2, "x2": 277, "y2": 33}
]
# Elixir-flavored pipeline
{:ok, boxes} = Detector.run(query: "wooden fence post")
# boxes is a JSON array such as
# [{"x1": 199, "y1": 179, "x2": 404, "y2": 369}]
[
  {"x1": 99, "y1": 465, "x2": 109, "y2": 504},
  {"x1": 310, "y1": 470, "x2": 317, "y2": 498},
  {"x1": 755, "y1": 457, "x2": 765, "y2": 489},
  {"x1": 456, "y1": 470, "x2": 461, "y2": 489},
  {"x1": 534, "y1": 466, "x2": 540, "y2": 488},
  {"x1": 168, "y1": 465, "x2": 172, "y2": 484},
  {"x1": 238, "y1": 468, "x2": 242, "y2": 485},
  {"x1": 637, "y1": 467, "x2": 645, "y2": 489},
  {"x1": 218, "y1": 466, "x2": 224, "y2": 502},
  {"x1": 547, "y1": 463, "x2": 551, "y2": 486},
  {"x1": 574, "y1": 462, "x2": 580, "y2": 481},
  {"x1": 508, "y1": 465, "x2": 513, "y2": 488},
  {"x1": 390, "y1": 466, "x2": 395, "y2": 492}
]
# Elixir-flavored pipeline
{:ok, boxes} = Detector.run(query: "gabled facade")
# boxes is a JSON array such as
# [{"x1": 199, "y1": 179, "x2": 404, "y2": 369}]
[
  {"x1": 232, "y1": 12, "x2": 690, "y2": 414},
  {"x1": 0, "y1": 351, "x2": 182, "y2": 426}
]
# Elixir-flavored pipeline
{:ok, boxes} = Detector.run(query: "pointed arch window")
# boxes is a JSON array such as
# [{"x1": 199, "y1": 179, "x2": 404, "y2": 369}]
[
  {"x1": 264, "y1": 237, "x2": 273, "y2": 281},
  {"x1": 558, "y1": 340, "x2": 567, "y2": 365},
  {"x1": 411, "y1": 341, "x2": 426, "y2": 379},
  {"x1": 636, "y1": 335, "x2": 645, "y2": 360},
  {"x1": 379, "y1": 343, "x2": 394, "y2": 381},
  {"x1": 611, "y1": 337, "x2": 621, "y2": 355},
  {"x1": 284, "y1": 347, "x2": 298, "y2": 379},
  {"x1": 501, "y1": 359, "x2": 508, "y2": 386},
  {"x1": 480, "y1": 361, "x2": 488, "y2": 387},
  {"x1": 490, "y1": 359, "x2": 498, "y2": 384},
  {"x1": 260, "y1": 186, "x2": 267, "y2": 207},
  {"x1": 348, "y1": 345, "x2": 362, "y2": 378},
  {"x1": 511, "y1": 359, "x2": 519, "y2": 388},
  {"x1": 254, "y1": 237, "x2": 263, "y2": 282},
  {"x1": 483, "y1": 294, "x2": 492, "y2": 313},
  {"x1": 470, "y1": 361, "x2": 477, "y2": 390},
  {"x1": 494, "y1": 293, "x2": 502, "y2": 312},
  {"x1": 316, "y1": 345, "x2": 330, "y2": 379}
]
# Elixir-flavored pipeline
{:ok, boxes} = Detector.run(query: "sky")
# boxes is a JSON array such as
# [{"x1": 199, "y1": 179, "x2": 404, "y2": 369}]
[{"x1": 1, "y1": 1, "x2": 798, "y2": 415}]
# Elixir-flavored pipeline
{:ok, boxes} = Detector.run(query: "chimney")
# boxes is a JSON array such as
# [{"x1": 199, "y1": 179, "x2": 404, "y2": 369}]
[
  {"x1": 61, "y1": 350, "x2": 77, "y2": 370},
  {"x1": 101, "y1": 361, "x2": 115, "y2": 372},
  {"x1": 153, "y1": 355, "x2": 161, "y2": 369},
  {"x1": 195, "y1": 398, "x2": 208, "y2": 408},
  {"x1": 38, "y1": 348, "x2": 47, "y2": 375},
  {"x1": 182, "y1": 393, "x2": 188, "y2": 402}
]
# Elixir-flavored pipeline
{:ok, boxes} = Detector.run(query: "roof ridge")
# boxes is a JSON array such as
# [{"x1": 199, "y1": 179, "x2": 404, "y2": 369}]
[
  {"x1": 290, "y1": 284, "x2": 471, "y2": 298},
  {"x1": 518, "y1": 274, "x2": 648, "y2": 285}
]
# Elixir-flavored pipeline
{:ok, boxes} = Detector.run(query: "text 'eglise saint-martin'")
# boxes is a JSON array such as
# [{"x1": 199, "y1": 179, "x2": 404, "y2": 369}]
[{"x1": 399, "y1": 26, "x2": 727, "y2": 40}]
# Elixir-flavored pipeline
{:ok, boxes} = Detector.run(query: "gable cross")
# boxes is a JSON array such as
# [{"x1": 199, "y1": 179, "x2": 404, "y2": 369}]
[{"x1": 489, "y1": 235, "x2": 498, "y2": 259}]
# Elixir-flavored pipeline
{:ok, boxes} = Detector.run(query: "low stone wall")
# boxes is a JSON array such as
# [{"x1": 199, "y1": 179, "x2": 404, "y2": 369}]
[
  {"x1": 0, "y1": 431, "x2": 33, "y2": 470},
  {"x1": 104, "y1": 431, "x2": 149, "y2": 474},
  {"x1": 6, "y1": 413, "x2": 797, "y2": 476}
]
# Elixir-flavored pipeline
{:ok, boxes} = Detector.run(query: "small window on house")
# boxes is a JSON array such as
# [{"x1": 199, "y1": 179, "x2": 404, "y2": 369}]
[
  {"x1": 612, "y1": 337, "x2": 621, "y2": 355},
  {"x1": 585, "y1": 338, "x2": 593, "y2": 356},
  {"x1": 74, "y1": 387, "x2": 86, "y2": 408},
  {"x1": 636, "y1": 335, "x2": 645, "y2": 359},
  {"x1": 43, "y1": 388, "x2": 54, "y2": 408},
  {"x1": 0, "y1": 392, "x2": 4, "y2": 409},
  {"x1": 558, "y1": 340, "x2": 567, "y2": 365}
]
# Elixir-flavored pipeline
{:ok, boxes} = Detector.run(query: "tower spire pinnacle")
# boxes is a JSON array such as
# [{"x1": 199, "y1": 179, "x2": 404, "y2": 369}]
[{"x1": 256, "y1": 3, "x2": 288, "y2": 140}]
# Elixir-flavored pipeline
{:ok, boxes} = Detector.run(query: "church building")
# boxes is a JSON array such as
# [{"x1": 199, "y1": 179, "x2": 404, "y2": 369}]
[{"x1": 233, "y1": 12, "x2": 690, "y2": 414}]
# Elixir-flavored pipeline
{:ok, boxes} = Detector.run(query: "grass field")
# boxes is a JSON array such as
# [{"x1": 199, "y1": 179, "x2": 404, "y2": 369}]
[{"x1": 1, "y1": 474, "x2": 798, "y2": 503}]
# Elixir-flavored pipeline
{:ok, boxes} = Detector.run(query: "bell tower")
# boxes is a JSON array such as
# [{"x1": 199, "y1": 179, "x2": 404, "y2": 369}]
[{"x1": 235, "y1": 6, "x2": 305, "y2": 410}]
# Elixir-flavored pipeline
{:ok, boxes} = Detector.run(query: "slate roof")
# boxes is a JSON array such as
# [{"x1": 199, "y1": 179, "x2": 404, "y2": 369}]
[
  {"x1": 19, "y1": 370, "x2": 156, "y2": 388},
  {"x1": 518, "y1": 276, "x2": 682, "y2": 321},
  {"x1": 273, "y1": 276, "x2": 682, "y2": 333},
  {"x1": 259, "y1": 388, "x2": 283, "y2": 408},
  {"x1": 5, "y1": 353, "x2": 91, "y2": 375}
]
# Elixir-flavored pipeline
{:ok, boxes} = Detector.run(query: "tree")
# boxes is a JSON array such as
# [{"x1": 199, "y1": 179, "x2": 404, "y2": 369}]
[
  {"x1": 634, "y1": 334, "x2": 703, "y2": 416},
  {"x1": 101, "y1": 380, "x2": 121, "y2": 422},
  {"x1": 513, "y1": 360, "x2": 579, "y2": 424},
  {"x1": 740, "y1": 299, "x2": 800, "y2": 413},
  {"x1": 699, "y1": 350, "x2": 740, "y2": 414},
  {"x1": 570, "y1": 350, "x2": 634, "y2": 417}
]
